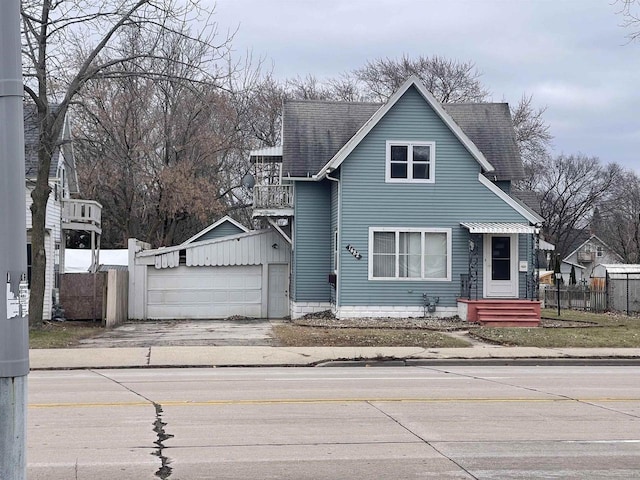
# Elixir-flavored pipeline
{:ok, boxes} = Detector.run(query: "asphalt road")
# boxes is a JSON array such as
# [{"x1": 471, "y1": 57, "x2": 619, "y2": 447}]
[{"x1": 27, "y1": 366, "x2": 640, "y2": 479}]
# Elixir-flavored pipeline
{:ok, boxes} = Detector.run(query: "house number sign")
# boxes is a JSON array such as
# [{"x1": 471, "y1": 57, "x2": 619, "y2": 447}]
[{"x1": 346, "y1": 244, "x2": 362, "y2": 260}]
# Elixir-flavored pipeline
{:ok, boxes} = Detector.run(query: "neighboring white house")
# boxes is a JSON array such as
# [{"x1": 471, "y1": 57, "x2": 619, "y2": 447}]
[
  {"x1": 22, "y1": 105, "x2": 102, "y2": 320},
  {"x1": 561, "y1": 234, "x2": 623, "y2": 283}
]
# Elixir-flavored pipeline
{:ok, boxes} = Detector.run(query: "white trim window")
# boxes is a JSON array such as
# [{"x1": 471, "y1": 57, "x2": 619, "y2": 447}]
[
  {"x1": 385, "y1": 141, "x2": 435, "y2": 183},
  {"x1": 596, "y1": 245, "x2": 604, "y2": 258},
  {"x1": 368, "y1": 227, "x2": 451, "y2": 281}
]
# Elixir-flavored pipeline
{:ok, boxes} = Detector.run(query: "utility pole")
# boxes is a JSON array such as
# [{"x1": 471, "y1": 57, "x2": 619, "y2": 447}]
[{"x1": 0, "y1": 0, "x2": 30, "y2": 479}]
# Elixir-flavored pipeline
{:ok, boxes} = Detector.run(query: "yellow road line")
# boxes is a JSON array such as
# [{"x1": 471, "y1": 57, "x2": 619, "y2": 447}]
[{"x1": 28, "y1": 397, "x2": 640, "y2": 409}]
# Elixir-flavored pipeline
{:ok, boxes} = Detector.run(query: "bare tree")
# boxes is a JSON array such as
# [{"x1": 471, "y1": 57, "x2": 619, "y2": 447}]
[
  {"x1": 511, "y1": 95, "x2": 553, "y2": 164},
  {"x1": 536, "y1": 154, "x2": 622, "y2": 258},
  {"x1": 617, "y1": 0, "x2": 640, "y2": 41},
  {"x1": 511, "y1": 94, "x2": 553, "y2": 190},
  {"x1": 21, "y1": 0, "x2": 231, "y2": 326},
  {"x1": 596, "y1": 170, "x2": 640, "y2": 262},
  {"x1": 243, "y1": 74, "x2": 287, "y2": 148},
  {"x1": 326, "y1": 72, "x2": 368, "y2": 102},
  {"x1": 354, "y1": 54, "x2": 490, "y2": 103}
]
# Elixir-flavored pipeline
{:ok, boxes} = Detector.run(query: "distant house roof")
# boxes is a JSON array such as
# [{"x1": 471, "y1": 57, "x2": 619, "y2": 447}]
[
  {"x1": 280, "y1": 77, "x2": 523, "y2": 181},
  {"x1": 181, "y1": 215, "x2": 249, "y2": 245},
  {"x1": 23, "y1": 104, "x2": 79, "y2": 193},
  {"x1": 563, "y1": 234, "x2": 624, "y2": 263}
]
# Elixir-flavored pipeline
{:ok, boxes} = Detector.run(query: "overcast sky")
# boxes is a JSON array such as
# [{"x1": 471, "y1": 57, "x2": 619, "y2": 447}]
[{"x1": 212, "y1": 0, "x2": 639, "y2": 173}]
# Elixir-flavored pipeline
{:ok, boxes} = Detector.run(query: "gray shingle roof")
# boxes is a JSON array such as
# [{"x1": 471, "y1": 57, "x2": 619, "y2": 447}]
[
  {"x1": 281, "y1": 99, "x2": 524, "y2": 181},
  {"x1": 444, "y1": 103, "x2": 524, "y2": 181},
  {"x1": 512, "y1": 190, "x2": 543, "y2": 215},
  {"x1": 24, "y1": 104, "x2": 57, "y2": 179},
  {"x1": 23, "y1": 104, "x2": 78, "y2": 192},
  {"x1": 282, "y1": 100, "x2": 381, "y2": 177}
]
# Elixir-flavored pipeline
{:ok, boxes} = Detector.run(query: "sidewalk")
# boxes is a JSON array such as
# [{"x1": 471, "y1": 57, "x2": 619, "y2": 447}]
[{"x1": 29, "y1": 345, "x2": 640, "y2": 370}]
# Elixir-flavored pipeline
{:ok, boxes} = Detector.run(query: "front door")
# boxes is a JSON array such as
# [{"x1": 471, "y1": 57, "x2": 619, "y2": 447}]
[{"x1": 484, "y1": 234, "x2": 518, "y2": 298}]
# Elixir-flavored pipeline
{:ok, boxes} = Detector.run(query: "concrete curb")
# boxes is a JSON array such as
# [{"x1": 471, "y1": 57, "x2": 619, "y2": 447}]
[{"x1": 28, "y1": 346, "x2": 640, "y2": 370}]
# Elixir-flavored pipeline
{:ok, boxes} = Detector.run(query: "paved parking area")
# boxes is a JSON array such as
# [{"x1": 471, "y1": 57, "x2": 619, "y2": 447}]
[{"x1": 78, "y1": 319, "x2": 280, "y2": 348}]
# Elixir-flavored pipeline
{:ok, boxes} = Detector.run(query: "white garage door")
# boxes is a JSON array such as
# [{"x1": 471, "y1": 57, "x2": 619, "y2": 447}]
[{"x1": 146, "y1": 265, "x2": 262, "y2": 319}]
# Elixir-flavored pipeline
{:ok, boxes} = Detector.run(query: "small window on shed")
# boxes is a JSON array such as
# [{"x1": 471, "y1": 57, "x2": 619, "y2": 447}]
[{"x1": 179, "y1": 249, "x2": 187, "y2": 265}]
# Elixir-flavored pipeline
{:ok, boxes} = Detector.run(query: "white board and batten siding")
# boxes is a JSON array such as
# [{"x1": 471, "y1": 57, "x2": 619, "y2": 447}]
[
  {"x1": 25, "y1": 183, "x2": 62, "y2": 320},
  {"x1": 130, "y1": 229, "x2": 291, "y2": 320}
]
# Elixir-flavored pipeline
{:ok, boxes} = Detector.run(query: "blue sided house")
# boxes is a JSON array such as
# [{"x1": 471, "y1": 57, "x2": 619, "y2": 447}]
[{"x1": 251, "y1": 76, "x2": 544, "y2": 325}]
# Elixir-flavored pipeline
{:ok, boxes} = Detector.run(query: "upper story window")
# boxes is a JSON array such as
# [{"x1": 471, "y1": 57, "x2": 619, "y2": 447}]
[
  {"x1": 368, "y1": 227, "x2": 451, "y2": 281},
  {"x1": 596, "y1": 245, "x2": 604, "y2": 257},
  {"x1": 56, "y1": 165, "x2": 67, "y2": 200},
  {"x1": 386, "y1": 141, "x2": 435, "y2": 183}
]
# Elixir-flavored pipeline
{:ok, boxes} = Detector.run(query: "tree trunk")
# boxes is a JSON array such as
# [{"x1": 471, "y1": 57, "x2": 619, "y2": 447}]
[
  {"x1": 28, "y1": 111, "x2": 57, "y2": 327},
  {"x1": 28, "y1": 178, "x2": 51, "y2": 327}
]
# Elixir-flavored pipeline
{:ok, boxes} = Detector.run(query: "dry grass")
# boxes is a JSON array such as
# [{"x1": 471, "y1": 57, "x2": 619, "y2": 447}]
[
  {"x1": 272, "y1": 324, "x2": 471, "y2": 348},
  {"x1": 472, "y1": 309, "x2": 640, "y2": 348},
  {"x1": 30, "y1": 321, "x2": 104, "y2": 349}
]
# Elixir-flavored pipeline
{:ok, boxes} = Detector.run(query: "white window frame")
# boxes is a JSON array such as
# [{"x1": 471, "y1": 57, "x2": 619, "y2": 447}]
[
  {"x1": 385, "y1": 140, "x2": 436, "y2": 184},
  {"x1": 596, "y1": 245, "x2": 604, "y2": 258},
  {"x1": 368, "y1": 227, "x2": 451, "y2": 281}
]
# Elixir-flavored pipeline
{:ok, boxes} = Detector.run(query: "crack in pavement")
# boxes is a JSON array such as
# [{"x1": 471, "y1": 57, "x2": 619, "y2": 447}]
[
  {"x1": 90, "y1": 370, "x2": 174, "y2": 478},
  {"x1": 365, "y1": 401, "x2": 479, "y2": 480},
  {"x1": 152, "y1": 403, "x2": 174, "y2": 479}
]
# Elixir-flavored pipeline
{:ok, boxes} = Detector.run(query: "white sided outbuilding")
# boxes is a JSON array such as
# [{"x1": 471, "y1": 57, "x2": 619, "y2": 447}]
[{"x1": 128, "y1": 229, "x2": 291, "y2": 320}]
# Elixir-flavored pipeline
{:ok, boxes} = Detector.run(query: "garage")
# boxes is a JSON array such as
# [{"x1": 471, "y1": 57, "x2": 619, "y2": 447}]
[
  {"x1": 129, "y1": 229, "x2": 291, "y2": 320},
  {"x1": 146, "y1": 265, "x2": 262, "y2": 319}
]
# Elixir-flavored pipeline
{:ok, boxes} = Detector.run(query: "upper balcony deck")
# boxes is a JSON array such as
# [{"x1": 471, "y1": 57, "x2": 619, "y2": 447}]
[
  {"x1": 252, "y1": 184, "x2": 294, "y2": 218},
  {"x1": 61, "y1": 199, "x2": 102, "y2": 234}
]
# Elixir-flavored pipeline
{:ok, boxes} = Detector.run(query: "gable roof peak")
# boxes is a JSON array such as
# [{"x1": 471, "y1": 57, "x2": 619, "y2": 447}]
[{"x1": 317, "y1": 75, "x2": 494, "y2": 176}]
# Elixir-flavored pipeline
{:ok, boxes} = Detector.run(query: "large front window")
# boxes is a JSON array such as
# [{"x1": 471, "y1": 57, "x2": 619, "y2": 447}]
[
  {"x1": 369, "y1": 228, "x2": 451, "y2": 280},
  {"x1": 386, "y1": 141, "x2": 435, "y2": 183}
]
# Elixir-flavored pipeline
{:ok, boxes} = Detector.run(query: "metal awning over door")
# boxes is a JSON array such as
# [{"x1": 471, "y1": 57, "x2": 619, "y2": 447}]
[{"x1": 460, "y1": 222, "x2": 536, "y2": 234}]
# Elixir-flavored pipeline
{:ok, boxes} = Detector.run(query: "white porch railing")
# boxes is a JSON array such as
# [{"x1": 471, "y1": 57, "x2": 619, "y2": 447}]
[
  {"x1": 62, "y1": 199, "x2": 102, "y2": 232},
  {"x1": 253, "y1": 185, "x2": 293, "y2": 210}
]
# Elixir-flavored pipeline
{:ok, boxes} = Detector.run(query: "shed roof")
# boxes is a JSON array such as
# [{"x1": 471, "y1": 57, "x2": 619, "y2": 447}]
[
  {"x1": 599, "y1": 264, "x2": 640, "y2": 274},
  {"x1": 138, "y1": 229, "x2": 290, "y2": 269},
  {"x1": 181, "y1": 215, "x2": 249, "y2": 245}
]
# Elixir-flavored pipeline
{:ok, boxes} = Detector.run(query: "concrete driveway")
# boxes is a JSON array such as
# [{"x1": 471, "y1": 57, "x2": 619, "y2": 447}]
[{"x1": 78, "y1": 319, "x2": 281, "y2": 348}]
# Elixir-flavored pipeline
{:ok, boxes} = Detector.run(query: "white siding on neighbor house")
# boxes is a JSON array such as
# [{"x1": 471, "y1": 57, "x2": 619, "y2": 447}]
[
  {"x1": 563, "y1": 238, "x2": 622, "y2": 281},
  {"x1": 25, "y1": 183, "x2": 62, "y2": 320}
]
